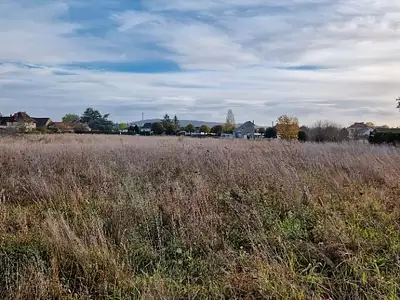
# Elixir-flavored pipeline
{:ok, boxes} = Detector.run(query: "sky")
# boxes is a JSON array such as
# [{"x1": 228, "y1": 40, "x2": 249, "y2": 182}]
[{"x1": 0, "y1": 0, "x2": 399, "y2": 126}]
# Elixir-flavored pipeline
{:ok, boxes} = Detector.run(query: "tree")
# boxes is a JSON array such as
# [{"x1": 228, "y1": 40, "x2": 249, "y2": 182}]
[
  {"x1": 161, "y1": 114, "x2": 177, "y2": 135},
  {"x1": 185, "y1": 123, "x2": 196, "y2": 133},
  {"x1": 298, "y1": 131, "x2": 308, "y2": 142},
  {"x1": 265, "y1": 127, "x2": 277, "y2": 138},
  {"x1": 173, "y1": 115, "x2": 180, "y2": 129},
  {"x1": 151, "y1": 122, "x2": 164, "y2": 135},
  {"x1": 226, "y1": 109, "x2": 236, "y2": 126},
  {"x1": 258, "y1": 127, "x2": 266, "y2": 135},
  {"x1": 134, "y1": 125, "x2": 140, "y2": 134},
  {"x1": 223, "y1": 109, "x2": 236, "y2": 133},
  {"x1": 211, "y1": 124, "x2": 223, "y2": 136},
  {"x1": 397, "y1": 97, "x2": 400, "y2": 110},
  {"x1": 310, "y1": 121, "x2": 341, "y2": 142},
  {"x1": 162, "y1": 114, "x2": 171, "y2": 126},
  {"x1": 81, "y1": 108, "x2": 114, "y2": 132},
  {"x1": 164, "y1": 123, "x2": 177, "y2": 135},
  {"x1": 365, "y1": 122, "x2": 375, "y2": 128},
  {"x1": 276, "y1": 115, "x2": 299, "y2": 140},
  {"x1": 338, "y1": 128, "x2": 350, "y2": 141},
  {"x1": 199, "y1": 124, "x2": 210, "y2": 133},
  {"x1": 62, "y1": 113, "x2": 80, "y2": 123},
  {"x1": 119, "y1": 123, "x2": 128, "y2": 131},
  {"x1": 127, "y1": 125, "x2": 140, "y2": 135}
]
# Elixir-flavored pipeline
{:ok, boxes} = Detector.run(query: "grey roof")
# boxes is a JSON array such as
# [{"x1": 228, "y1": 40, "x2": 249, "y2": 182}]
[
  {"x1": 142, "y1": 123, "x2": 152, "y2": 129},
  {"x1": 32, "y1": 117, "x2": 51, "y2": 127},
  {"x1": 235, "y1": 121, "x2": 255, "y2": 131},
  {"x1": 0, "y1": 116, "x2": 11, "y2": 125}
]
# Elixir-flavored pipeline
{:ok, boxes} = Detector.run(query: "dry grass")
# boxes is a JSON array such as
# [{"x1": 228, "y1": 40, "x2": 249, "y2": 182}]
[{"x1": 1, "y1": 134, "x2": 400, "y2": 299}]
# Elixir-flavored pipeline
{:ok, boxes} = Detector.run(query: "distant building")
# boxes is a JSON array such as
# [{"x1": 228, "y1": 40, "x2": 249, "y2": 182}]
[
  {"x1": 49, "y1": 122, "x2": 91, "y2": 133},
  {"x1": 141, "y1": 123, "x2": 152, "y2": 134},
  {"x1": 220, "y1": 133, "x2": 234, "y2": 139},
  {"x1": 234, "y1": 121, "x2": 256, "y2": 139},
  {"x1": 347, "y1": 122, "x2": 374, "y2": 140},
  {"x1": 32, "y1": 118, "x2": 52, "y2": 130},
  {"x1": 0, "y1": 112, "x2": 36, "y2": 132}
]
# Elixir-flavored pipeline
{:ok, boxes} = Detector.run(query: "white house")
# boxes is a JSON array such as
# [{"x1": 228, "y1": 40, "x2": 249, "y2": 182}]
[{"x1": 347, "y1": 122, "x2": 374, "y2": 140}]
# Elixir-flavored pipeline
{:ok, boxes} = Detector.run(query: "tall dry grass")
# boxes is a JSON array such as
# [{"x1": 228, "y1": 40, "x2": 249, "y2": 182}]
[{"x1": 1, "y1": 135, "x2": 400, "y2": 299}]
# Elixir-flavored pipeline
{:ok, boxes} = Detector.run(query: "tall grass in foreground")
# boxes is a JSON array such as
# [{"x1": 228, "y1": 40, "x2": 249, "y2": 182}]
[{"x1": 1, "y1": 135, "x2": 400, "y2": 299}]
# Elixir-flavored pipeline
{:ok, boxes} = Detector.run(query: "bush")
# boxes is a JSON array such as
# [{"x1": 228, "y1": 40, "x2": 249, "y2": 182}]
[
  {"x1": 369, "y1": 130, "x2": 400, "y2": 145},
  {"x1": 265, "y1": 127, "x2": 277, "y2": 138},
  {"x1": 298, "y1": 130, "x2": 308, "y2": 142}
]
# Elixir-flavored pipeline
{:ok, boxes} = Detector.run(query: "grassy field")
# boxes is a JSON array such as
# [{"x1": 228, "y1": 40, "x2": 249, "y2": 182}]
[{"x1": 1, "y1": 135, "x2": 400, "y2": 299}]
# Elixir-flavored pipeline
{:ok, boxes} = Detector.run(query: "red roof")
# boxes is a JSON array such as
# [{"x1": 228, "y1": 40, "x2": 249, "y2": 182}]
[{"x1": 348, "y1": 122, "x2": 370, "y2": 129}]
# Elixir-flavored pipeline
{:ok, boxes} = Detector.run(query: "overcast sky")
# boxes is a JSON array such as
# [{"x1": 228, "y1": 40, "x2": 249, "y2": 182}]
[{"x1": 0, "y1": 0, "x2": 399, "y2": 126}]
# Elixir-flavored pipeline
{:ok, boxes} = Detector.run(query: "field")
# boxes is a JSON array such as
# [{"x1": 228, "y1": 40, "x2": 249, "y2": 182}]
[{"x1": 1, "y1": 135, "x2": 400, "y2": 299}]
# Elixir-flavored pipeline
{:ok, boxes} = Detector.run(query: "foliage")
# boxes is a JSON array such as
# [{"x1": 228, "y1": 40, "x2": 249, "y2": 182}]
[
  {"x1": 199, "y1": 124, "x2": 210, "y2": 133},
  {"x1": 211, "y1": 125, "x2": 223, "y2": 136},
  {"x1": 225, "y1": 109, "x2": 236, "y2": 126},
  {"x1": 164, "y1": 123, "x2": 177, "y2": 135},
  {"x1": 118, "y1": 123, "x2": 128, "y2": 131},
  {"x1": 222, "y1": 124, "x2": 235, "y2": 134},
  {"x1": 310, "y1": 121, "x2": 342, "y2": 142},
  {"x1": 162, "y1": 114, "x2": 171, "y2": 126},
  {"x1": 185, "y1": 123, "x2": 196, "y2": 133},
  {"x1": 223, "y1": 109, "x2": 236, "y2": 133},
  {"x1": 298, "y1": 130, "x2": 308, "y2": 142},
  {"x1": 173, "y1": 115, "x2": 180, "y2": 129},
  {"x1": 265, "y1": 126, "x2": 277, "y2": 139},
  {"x1": 258, "y1": 127, "x2": 266, "y2": 134},
  {"x1": 81, "y1": 108, "x2": 115, "y2": 132},
  {"x1": 162, "y1": 114, "x2": 178, "y2": 135},
  {"x1": 369, "y1": 130, "x2": 400, "y2": 145},
  {"x1": 62, "y1": 113, "x2": 80, "y2": 123},
  {"x1": 339, "y1": 127, "x2": 350, "y2": 141},
  {"x1": 276, "y1": 115, "x2": 299, "y2": 140},
  {"x1": 1, "y1": 136, "x2": 400, "y2": 299},
  {"x1": 151, "y1": 122, "x2": 165, "y2": 135},
  {"x1": 127, "y1": 125, "x2": 140, "y2": 135}
]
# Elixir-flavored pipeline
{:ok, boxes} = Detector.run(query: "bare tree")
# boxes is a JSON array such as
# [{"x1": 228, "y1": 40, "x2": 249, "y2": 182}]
[
  {"x1": 226, "y1": 109, "x2": 236, "y2": 126},
  {"x1": 223, "y1": 109, "x2": 236, "y2": 133},
  {"x1": 310, "y1": 121, "x2": 342, "y2": 142}
]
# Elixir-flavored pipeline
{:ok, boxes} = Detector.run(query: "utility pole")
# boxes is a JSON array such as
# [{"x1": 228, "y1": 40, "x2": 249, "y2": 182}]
[{"x1": 142, "y1": 112, "x2": 144, "y2": 122}]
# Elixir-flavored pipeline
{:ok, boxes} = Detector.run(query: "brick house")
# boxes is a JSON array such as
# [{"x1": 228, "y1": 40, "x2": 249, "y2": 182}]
[{"x1": 0, "y1": 112, "x2": 37, "y2": 132}]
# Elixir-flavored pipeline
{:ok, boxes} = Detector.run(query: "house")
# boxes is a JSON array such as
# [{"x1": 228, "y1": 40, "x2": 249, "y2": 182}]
[
  {"x1": 0, "y1": 112, "x2": 36, "y2": 132},
  {"x1": 347, "y1": 122, "x2": 374, "y2": 140},
  {"x1": 141, "y1": 123, "x2": 152, "y2": 134},
  {"x1": 32, "y1": 118, "x2": 52, "y2": 131},
  {"x1": 48, "y1": 122, "x2": 91, "y2": 133},
  {"x1": 234, "y1": 121, "x2": 256, "y2": 139}
]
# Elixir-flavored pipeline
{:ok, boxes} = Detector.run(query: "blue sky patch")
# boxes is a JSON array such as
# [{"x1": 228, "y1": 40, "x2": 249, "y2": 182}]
[
  {"x1": 63, "y1": 61, "x2": 181, "y2": 73},
  {"x1": 278, "y1": 65, "x2": 330, "y2": 71}
]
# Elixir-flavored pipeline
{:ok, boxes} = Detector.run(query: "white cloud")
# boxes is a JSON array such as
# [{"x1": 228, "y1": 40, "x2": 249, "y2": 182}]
[{"x1": 0, "y1": 0, "x2": 399, "y2": 126}]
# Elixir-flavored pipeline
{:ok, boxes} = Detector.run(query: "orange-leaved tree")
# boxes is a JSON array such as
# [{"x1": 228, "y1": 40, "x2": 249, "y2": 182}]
[{"x1": 276, "y1": 115, "x2": 299, "y2": 140}]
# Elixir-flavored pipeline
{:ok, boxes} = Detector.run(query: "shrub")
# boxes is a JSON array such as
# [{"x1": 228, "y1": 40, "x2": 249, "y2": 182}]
[
  {"x1": 298, "y1": 130, "x2": 308, "y2": 142},
  {"x1": 369, "y1": 130, "x2": 400, "y2": 145}
]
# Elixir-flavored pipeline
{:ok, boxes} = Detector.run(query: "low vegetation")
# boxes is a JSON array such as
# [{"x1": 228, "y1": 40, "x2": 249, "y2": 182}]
[{"x1": 1, "y1": 135, "x2": 400, "y2": 299}]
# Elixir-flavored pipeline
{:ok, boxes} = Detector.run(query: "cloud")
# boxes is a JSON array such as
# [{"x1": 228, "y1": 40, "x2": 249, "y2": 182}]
[{"x1": 0, "y1": 0, "x2": 399, "y2": 126}]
